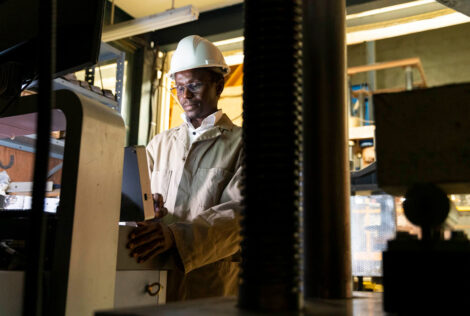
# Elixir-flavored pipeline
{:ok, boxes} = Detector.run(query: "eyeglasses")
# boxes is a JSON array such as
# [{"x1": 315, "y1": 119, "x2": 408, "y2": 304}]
[{"x1": 170, "y1": 82, "x2": 206, "y2": 95}]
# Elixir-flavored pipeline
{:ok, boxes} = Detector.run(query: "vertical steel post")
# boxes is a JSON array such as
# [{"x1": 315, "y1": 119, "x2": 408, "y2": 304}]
[
  {"x1": 366, "y1": 41, "x2": 376, "y2": 91},
  {"x1": 405, "y1": 66, "x2": 414, "y2": 91},
  {"x1": 115, "y1": 52, "x2": 125, "y2": 113},
  {"x1": 239, "y1": 0, "x2": 303, "y2": 312},
  {"x1": 302, "y1": 0, "x2": 352, "y2": 299},
  {"x1": 23, "y1": 0, "x2": 56, "y2": 315}
]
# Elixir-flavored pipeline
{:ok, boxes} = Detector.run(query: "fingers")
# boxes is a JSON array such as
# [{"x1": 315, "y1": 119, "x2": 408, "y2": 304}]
[
  {"x1": 128, "y1": 229, "x2": 163, "y2": 249},
  {"x1": 130, "y1": 239, "x2": 166, "y2": 263},
  {"x1": 136, "y1": 244, "x2": 166, "y2": 263},
  {"x1": 127, "y1": 221, "x2": 173, "y2": 263},
  {"x1": 127, "y1": 222, "x2": 165, "y2": 262},
  {"x1": 153, "y1": 193, "x2": 168, "y2": 219},
  {"x1": 155, "y1": 207, "x2": 168, "y2": 219},
  {"x1": 129, "y1": 222, "x2": 160, "y2": 239},
  {"x1": 130, "y1": 238, "x2": 164, "y2": 260},
  {"x1": 153, "y1": 193, "x2": 164, "y2": 209}
]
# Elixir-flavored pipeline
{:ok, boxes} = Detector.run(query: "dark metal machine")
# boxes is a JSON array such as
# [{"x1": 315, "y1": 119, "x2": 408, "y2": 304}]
[{"x1": 375, "y1": 84, "x2": 470, "y2": 313}]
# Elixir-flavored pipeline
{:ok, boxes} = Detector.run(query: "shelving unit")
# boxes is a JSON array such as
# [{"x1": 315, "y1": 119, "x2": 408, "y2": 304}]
[
  {"x1": 0, "y1": 136, "x2": 64, "y2": 163},
  {"x1": 0, "y1": 42, "x2": 126, "y2": 165},
  {"x1": 53, "y1": 42, "x2": 125, "y2": 112}
]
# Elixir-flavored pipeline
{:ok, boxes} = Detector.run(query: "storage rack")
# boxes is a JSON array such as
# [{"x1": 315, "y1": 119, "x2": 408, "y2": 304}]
[{"x1": 0, "y1": 42, "x2": 125, "y2": 161}]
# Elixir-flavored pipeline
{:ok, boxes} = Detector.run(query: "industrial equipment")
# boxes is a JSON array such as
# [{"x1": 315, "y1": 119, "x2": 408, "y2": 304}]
[
  {"x1": 0, "y1": 90, "x2": 125, "y2": 316},
  {"x1": 375, "y1": 83, "x2": 470, "y2": 313}
]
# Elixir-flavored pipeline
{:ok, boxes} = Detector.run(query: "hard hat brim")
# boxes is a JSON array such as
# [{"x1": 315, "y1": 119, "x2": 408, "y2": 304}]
[{"x1": 167, "y1": 64, "x2": 231, "y2": 80}]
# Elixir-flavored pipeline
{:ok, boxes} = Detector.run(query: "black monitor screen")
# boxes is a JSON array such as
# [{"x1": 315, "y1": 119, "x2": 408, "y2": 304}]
[{"x1": 0, "y1": 0, "x2": 105, "y2": 77}]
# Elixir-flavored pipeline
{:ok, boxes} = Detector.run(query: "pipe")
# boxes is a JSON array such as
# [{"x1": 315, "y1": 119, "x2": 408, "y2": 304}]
[{"x1": 302, "y1": 0, "x2": 352, "y2": 299}]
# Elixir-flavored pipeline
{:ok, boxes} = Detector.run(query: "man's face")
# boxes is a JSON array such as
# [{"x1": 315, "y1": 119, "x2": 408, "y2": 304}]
[{"x1": 174, "y1": 68, "x2": 223, "y2": 124}]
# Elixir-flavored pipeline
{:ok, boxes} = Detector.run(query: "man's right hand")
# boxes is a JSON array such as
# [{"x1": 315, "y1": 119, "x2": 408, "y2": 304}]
[{"x1": 127, "y1": 221, "x2": 175, "y2": 263}]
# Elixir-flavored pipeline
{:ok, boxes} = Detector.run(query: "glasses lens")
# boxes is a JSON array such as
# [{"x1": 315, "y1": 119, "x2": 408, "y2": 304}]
[
  {"x1": 187, "y1": 82, "x2": 203, "y2": 93},
  {"x1": 173, "y1": 82, "x2": 205, "y2": 94}
]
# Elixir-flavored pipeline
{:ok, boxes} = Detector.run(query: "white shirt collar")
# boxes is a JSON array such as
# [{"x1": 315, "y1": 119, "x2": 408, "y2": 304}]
[
  {"x1": 181, "y1": 110, "x2": 224, "y2": 147},
  {"x1": 181, "y1": 109, "x2": 223, "y2": 130}
]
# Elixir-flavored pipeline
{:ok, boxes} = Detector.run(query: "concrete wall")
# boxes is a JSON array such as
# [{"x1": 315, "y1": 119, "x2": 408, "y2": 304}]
[{"x1": 347, "y1": 22, "x2": 470, "y2": 90}]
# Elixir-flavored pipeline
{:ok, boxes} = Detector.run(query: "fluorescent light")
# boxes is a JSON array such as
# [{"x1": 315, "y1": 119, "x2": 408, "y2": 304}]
[
  {"x1": 214, "y1": 36, "x2": 244, "y2": 46},
  {"x1": 102, "y1": 5, "x2": 199, "y2": 42},
  {"x1": 346, "y1": 0, "x2": 436, "y2": 20},
  {"x1": 347, "y1": 11, "x2": 470, "y2": 44}
]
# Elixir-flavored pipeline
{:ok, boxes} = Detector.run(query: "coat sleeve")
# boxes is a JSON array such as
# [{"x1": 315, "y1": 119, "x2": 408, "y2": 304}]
[{"x1": 168, "y1": 163, "x2": 242, "y2": 274}]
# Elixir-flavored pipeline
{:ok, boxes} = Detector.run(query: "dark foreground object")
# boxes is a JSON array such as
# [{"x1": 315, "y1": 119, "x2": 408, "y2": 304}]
[{"x1": 96, "y1": 292, "x2": 386, "y2": 316}]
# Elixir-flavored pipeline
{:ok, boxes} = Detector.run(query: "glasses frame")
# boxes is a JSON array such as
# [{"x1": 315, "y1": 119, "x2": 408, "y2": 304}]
[{"x1": 169, "y1": 81, "x2": 211, "y2": 95}]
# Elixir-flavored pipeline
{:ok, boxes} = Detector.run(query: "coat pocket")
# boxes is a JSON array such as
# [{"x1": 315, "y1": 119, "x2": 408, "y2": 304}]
[
  {"x1": 151, "y1": 169, "x2": 172, "y2": 203},
  {"x1": 193, "y1": 168, "x2": 234, "y2": 210}
]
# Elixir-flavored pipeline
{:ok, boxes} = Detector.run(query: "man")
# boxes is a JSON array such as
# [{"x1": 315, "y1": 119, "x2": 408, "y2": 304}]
[{"x1": 127, "y1": 35, "x2": 243, "y2": 301}]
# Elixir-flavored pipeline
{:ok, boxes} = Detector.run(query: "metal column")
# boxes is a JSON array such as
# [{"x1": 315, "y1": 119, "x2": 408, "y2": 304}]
[
  {"x1": 366, "y1": 41, "x2": 376, "y2": 90},
  {"x1": 23, "y1": 0, "x2": 56, "y2": 315},
  {"x1": 239, "y1": 0, "x2": 303, "y2": 312},
  {"x1": 302, "y1": 0, "x2": 352, "y2": 299},
  {"x1": 405, "y1": 66, "x2": 414, "y2": 91}
]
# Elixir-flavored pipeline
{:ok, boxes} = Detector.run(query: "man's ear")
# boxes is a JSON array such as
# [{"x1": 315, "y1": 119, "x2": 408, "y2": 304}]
[{"x1": 215, "y1": 79, "x2": 225, "y2": 97}]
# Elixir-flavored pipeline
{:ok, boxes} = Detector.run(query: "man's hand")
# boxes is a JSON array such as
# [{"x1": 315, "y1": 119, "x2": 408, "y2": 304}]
[
  {"x1": 127, "y1": 221, "x2": 175, "y2": 263},
  {"x1": 153, "y1": 193, "x2": 168, "y2": 219}
]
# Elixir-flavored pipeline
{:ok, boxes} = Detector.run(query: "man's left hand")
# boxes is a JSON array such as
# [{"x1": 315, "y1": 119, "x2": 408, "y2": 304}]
[{"x1": 127, "y1": 221, "x2": 175, "y2": 263}]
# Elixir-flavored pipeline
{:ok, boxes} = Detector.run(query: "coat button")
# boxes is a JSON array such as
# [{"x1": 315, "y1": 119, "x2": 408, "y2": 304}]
[{"x1": 182, "y1": 157, "x2": 186, "y2": 161}]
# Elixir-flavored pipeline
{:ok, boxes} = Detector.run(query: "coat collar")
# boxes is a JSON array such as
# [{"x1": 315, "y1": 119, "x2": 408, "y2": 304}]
[
  {"x1": 215, "y1": 113, "x2": 234, "y2": 131},
  {"x1": 174, "y1": 113, "x2": 234, "y2": 149}
]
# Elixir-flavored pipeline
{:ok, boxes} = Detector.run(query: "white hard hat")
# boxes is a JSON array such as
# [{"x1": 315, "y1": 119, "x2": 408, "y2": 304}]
[{"x1": 168, "y1": 35, "x2": 230, "y2": 80}]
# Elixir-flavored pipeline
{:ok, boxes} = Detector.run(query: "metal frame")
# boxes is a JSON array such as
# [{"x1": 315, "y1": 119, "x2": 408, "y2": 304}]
[
  {"x1": 98, "y1": 42, "x2": 126, "y2": 112},
  {"x1": 0, "y1": 90, "x2": 126, "y2": 315},
  {"x1": 0, "y1": 137, "x2": 63, "y2": 160},
  {"x1": 51, "y1": 42, "x2": 126, "y2": 113}
]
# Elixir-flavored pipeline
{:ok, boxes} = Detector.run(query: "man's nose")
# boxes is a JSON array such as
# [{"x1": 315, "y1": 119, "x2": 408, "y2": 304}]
[{"x1": 182, "y1": 87, "x2": 194, "y2": 98}]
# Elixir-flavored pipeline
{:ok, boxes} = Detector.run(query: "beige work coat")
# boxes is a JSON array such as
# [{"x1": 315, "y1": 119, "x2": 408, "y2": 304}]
[{"x1": 146, "y1": 114, "x2": 242, "y2": 301}]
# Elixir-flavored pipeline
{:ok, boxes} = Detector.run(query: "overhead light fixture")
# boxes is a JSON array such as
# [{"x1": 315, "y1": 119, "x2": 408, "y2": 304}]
[
  {"x1": 102, "y1": 5, "x2": 199, "y2": 42},
  {"x1": 347, "y1": 9, "x2": 470, "y2": 45},
  {"x1": 346, "y1": 0, "x2": 470, "y2": 45},
  {"x1": 346, "y1": 0, "x2": 436, "y2": 20}
]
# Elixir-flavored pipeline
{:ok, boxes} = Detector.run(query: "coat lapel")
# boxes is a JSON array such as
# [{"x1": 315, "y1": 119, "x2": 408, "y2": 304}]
[{"x1": 174, "y1": 125, "x2": 190, "y2": 152}]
